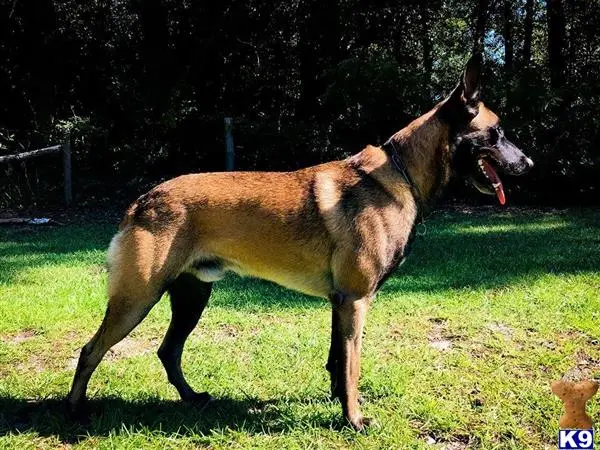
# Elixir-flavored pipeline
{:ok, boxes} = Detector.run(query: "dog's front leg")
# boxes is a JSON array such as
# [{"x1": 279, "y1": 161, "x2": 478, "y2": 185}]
[
  {"x1": 326, "y1": 308, "x2": 342, "y2": 399},
  {"x1": 332, "y1": 296, "x2": 373, "y2": 431}
]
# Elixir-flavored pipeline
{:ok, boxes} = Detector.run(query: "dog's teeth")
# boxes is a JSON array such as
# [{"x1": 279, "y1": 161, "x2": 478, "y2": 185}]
[{"x1": 492, "y1": 182, "x2": 501, "y2": 188}]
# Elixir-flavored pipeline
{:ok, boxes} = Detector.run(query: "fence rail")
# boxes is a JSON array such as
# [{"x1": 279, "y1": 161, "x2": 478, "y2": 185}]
[
  {"x1": 0, "y1": 145, "x2": 61, "y2": 163},
  {"x1": 0, "y1": 136, "x2": 72, "y2": 206}
]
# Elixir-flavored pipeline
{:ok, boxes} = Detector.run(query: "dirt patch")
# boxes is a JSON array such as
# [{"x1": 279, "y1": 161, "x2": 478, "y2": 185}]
[
  {"x1": 438, "y1": 442, "x2": 469, "y2": 450},
  {"x1": 423, "y1": 433, "x2": 470, "y2": 449},
  {"x1": 467, "y1": 341, "x2": 492, "y2": 360},
  {"x1": 430, "y1": 339, "x2": 453, "y2": 352},
  {"x1": 530, "y1": 330, "x2": 593, "y2": 352},
  {"x1": 105, "y1": 336, "x2": 159, "y2": 361},
  {"x1": 388, "y1": 323, "x2": 410, "y2": 341},
  {"x1": 487, "y1": 322, "x2": 513, "y2": 339},
  {"x1": 17, "y1": 354, "x2": 47, "y2": 373},
  {"x1": 2, "y1": 329, "x2": 39, "y2": 344},
  {"x1": 428, "y1": 318, "x2": 454, "y2": 352},
  {"x1": 562, "y1": 350, "x2": 600, "y2": 382},
  {"x1": 558, "y1": 329, "x2": 600, "y2": 347},
  {"x1": 66, "y1": 336, "x2": 159, "y2": 370},
  {"x1": 212, "y1": 323, "x2": 242, "y2": 342}
]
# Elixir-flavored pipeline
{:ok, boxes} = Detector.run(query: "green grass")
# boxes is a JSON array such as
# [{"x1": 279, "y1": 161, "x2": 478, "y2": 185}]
[{"x1": 0, "y1": 208, "x2": 599, "y2": 449}]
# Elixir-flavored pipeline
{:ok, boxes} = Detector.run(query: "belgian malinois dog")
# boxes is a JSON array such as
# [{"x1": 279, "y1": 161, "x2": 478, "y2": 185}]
[{"x1": 67, "y1": 55, "x2": 533, "y2": 430}]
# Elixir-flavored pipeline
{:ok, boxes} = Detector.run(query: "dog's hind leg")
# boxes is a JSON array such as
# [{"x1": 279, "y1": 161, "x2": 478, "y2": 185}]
[
  {"x1": 158, "y1": 273, "x2": 212, "y2": 405},
  {"x1": 66, "y1": 227, "x2": 167, "y2": 415},
  {"x1": 66, "y1": 290, "x2": 160, "y2": 415}
]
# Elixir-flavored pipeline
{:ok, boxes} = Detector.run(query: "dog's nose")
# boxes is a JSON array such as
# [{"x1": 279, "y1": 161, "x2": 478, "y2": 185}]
[{"x1": 522, "y1": 156, "x2": 534, "y2": 172}]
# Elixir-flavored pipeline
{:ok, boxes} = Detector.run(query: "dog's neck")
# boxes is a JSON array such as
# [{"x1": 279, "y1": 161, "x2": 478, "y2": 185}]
[
  {"x1": 354, "y1": 106, "x2": 452, "y2": 214},
  {"x1": 387, "y1": 107, "x2": 452, "y2": 208}
]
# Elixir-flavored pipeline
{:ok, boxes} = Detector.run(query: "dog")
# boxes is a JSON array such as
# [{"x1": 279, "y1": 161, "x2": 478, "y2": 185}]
[{"x1": 66, "y1": 55, "x2": 533, "y2": 431}]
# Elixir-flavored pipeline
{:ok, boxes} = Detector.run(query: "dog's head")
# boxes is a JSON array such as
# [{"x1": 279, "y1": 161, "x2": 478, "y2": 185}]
[{"x1": 442, "y1": 55, "x2": 534, "y2": 205}]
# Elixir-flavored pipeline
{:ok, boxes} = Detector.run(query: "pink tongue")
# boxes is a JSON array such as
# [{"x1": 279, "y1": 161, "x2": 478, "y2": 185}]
[{"x1": 481, "y1": 160, "x2": 506, "y2": 205}]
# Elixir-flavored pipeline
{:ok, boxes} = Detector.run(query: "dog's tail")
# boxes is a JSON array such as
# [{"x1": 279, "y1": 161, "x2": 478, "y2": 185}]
[{"x1": 118, "y1": 200, "x2": 139, "y2": 230}]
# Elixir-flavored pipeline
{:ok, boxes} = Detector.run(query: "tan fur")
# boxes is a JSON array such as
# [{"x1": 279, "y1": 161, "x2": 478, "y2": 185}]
[
  {"x1": 470, "y1": 103, "x2": 500, "y2": 130},
  {"x1": 389, "y1": 107, "x2": 451, "y2": 203},
  {"x1": 108, "y1": 152, "x2": 420, "y2": 301}
]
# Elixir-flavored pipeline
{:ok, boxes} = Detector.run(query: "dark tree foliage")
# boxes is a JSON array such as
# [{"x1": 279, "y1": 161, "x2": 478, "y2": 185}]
[{"x1": 0, "y1": 0, "x2": 598, "y2": 208}]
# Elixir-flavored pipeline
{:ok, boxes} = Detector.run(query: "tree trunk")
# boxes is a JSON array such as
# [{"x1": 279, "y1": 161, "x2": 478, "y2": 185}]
[
  {"x1": 503, "y1": 0, "x2": 514, "y2": 109},
  {"x1": 296, "y1": 0, "x2": 343, "y2": 121},
  {"x1": 472, "y1": 0, "x2": 490, "y2": 55},
  {"x1": 503, "y1": 0, "x2": 514, "y2": 75},
  {"x1": 421, "y1": 2, "x2": 433, "y2": 98},
  {"x1": 521, "y1": 0, "x2": 534, "y2": 69},
  {"x1": 135, "y1": 0, "x2": 173, "y2": 115},
  {"x1": 547, "y1": 0, "x2": 566, "y2": 89}
]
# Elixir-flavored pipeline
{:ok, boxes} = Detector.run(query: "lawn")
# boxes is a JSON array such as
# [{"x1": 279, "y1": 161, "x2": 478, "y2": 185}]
[{"x1": 0, "y1": 208, "x2": 599, "y2": 449}]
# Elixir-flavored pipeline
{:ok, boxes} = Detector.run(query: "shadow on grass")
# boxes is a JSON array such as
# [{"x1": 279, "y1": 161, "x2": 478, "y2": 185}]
[
  {"x1": 0, "y1": 395, "x2": 340, "y2": 442},
  {"x1": 0, "y1": 224, "x2": 114, "y2": 285},
  {"x1": 1, "y1": 211, "x2": 599, "y2": 305}
]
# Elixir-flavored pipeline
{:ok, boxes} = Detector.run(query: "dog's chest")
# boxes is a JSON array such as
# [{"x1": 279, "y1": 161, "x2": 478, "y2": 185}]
[{"x1": 375, "y1": 226, "x2": 416, "y2": 291}]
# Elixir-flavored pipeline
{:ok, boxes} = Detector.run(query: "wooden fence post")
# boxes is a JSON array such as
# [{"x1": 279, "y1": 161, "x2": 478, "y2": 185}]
[
  {"x1": 224, "y1": 117, "x2": 235, "y2": 171},
  {"x1": 63, "y1": 132, "x2": 72, "y2": 206}
]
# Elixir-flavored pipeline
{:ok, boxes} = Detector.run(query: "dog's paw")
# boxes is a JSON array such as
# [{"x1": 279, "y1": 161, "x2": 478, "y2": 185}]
[
  {"x1": 184, "y1": 391, "x2": 214, "y2": 408},
  {"x1": 348, "y1": 415, "x2": 378, "y2": 432},
  {"x1": 64, "y1": 398, "x2": 90, "y2": 424}
]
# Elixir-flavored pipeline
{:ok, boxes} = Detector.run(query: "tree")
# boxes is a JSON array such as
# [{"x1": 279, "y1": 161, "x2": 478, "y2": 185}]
[
  {"x1": 521, "y1": 0, "x2": 534, "y2": 69},
  {"x1": 547, "y1": 0, "x2": 566, "y2": 89},
  {"x1": 503, "y1": 0, "x2": 514, "y2": 76},
  {"x1": 472, "y1": 0, "x2": 489, "y2": 55},
  {"x1": 421, "y1": 1, "x2": 434, "y2": 98},
  {"x1": 1, "y1": 0, "x2": 600, "y2": 207}
]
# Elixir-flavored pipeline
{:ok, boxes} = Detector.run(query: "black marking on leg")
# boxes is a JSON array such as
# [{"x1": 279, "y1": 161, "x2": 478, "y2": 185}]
[
  {"x1": 329, "y1": 291, "x2": 346, "y2": 307},
  {"x1": 327, "y1": 308, "x2": 343, "y2": 400},
  {"x1": 159, "y1": 273, "x2": 212, "y2": 401}
]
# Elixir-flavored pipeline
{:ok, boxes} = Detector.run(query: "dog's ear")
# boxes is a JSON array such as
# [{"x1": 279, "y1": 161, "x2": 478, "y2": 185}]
[
  {"x1": 461, "y1": 54, "x2": 482, "y2": 104},
  {"x1": 443, "y1": 54, "x2": 483, "y2": 123}
]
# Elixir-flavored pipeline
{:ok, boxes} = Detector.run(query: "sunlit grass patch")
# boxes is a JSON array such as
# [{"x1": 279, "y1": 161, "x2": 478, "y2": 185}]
[{"x1": 0, "y1": 209, "x2": 598, "y2": 448}]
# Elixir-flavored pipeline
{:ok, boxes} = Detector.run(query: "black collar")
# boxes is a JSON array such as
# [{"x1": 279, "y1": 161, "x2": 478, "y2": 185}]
[{"x1": 381, "y1": 139, "x2": 427, "y2": 235}]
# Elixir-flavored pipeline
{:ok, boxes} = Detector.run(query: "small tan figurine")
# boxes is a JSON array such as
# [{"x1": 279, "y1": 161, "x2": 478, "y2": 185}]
[{"x1": 552, "y1": 380, "x2": 598, "y2": 429}]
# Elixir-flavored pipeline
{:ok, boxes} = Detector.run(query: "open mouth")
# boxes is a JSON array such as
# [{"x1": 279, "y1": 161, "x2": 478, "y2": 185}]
[{"x1": 476, "y1": 158, "x2": 505, "y2": 205}]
